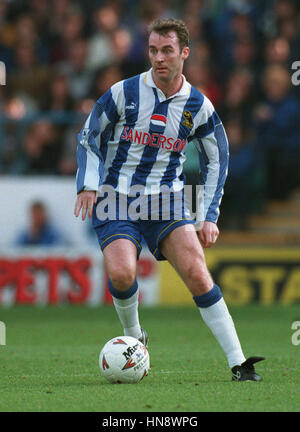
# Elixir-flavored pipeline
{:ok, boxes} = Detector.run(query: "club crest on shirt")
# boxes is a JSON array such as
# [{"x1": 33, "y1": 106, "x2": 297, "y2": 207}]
[{"x1": 182, "y1": 110, "x2": 193, "y2": 129}]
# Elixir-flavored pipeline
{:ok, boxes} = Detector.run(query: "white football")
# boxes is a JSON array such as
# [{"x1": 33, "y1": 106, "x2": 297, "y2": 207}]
[{"x1": 99, "y1": 336, "x2": 150, "y2": 383}]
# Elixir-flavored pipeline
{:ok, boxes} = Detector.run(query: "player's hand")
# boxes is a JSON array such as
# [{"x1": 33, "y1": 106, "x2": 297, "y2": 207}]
[
  {"x1": 74, "y1": 190, "x2": 97, "y2": 221},
  {"x1": 196, "y1": 221, "x2": 219, "y2": 248}
]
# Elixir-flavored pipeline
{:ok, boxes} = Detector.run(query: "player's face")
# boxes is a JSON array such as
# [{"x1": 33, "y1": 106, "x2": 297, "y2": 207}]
[{"x1": 148, "y1": 31, "x2": 189, "y2": 83}]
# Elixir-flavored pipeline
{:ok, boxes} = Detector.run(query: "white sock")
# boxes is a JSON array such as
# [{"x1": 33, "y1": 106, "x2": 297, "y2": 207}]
[
  {"x1": 112, "y1": 290, "x2": 142, "y2": 340},
  {"x1": 198, "y1": 297, "x2": 246, "y2": 368}
]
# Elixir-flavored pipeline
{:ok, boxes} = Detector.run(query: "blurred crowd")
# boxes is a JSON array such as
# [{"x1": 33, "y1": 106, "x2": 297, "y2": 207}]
[{"x1": 0, "y1": 0, "x2": 300, "y2": 229}]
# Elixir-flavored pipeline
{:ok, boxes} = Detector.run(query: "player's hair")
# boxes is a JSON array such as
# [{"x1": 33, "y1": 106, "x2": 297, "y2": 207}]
[{"x1": 148, "y1": 18, "x2": 189, "y2": 52}]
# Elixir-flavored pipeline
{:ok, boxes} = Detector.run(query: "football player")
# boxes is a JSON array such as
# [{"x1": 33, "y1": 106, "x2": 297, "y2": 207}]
[{"x1": 75, "y1": 18, "x2": 264, "y2": 381}]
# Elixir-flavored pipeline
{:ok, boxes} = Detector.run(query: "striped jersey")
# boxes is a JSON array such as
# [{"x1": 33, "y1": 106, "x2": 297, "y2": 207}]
[{"x1": 76, "y1": 69, "x2": 229, "y2": 223}]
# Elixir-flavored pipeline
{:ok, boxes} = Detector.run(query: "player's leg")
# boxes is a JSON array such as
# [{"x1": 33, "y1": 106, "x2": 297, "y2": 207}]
[
  {"x1": 93, "y1": 186, "x2": 148, "y2": 343},
  {"x1": 103, "y1": 238, "x2": 137, "y2": 292},
  {"x1": 102, "y1": 238, "x2": 144, "y2": 341},
  {"x1": 159, "y1": 224, "x2": 247, "y2": 370}
]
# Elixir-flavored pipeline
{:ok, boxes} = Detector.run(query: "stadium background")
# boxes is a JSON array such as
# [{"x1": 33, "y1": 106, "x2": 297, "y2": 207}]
[{"x1": 0, "y1": 0, "x2": 300, "y2": 307}]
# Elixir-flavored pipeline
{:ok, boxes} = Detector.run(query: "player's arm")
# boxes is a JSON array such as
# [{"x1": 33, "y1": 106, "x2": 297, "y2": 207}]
[
  {"x1": 74, "y1": 84, "x2": 122, "y2": 220},
  {"x1": 193, "y1": 96, "x2": 229, "y2": 247}
]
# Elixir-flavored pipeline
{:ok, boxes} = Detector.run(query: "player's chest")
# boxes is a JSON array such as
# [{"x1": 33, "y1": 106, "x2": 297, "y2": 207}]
[{"x1": 122, "y1": 102, "x2": 195, "y2": 140}]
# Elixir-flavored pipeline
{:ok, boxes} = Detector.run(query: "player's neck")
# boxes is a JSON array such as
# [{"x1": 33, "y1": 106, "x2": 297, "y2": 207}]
[{"x1": 153, "y1": 74, "x2": 183, "y2": 99}]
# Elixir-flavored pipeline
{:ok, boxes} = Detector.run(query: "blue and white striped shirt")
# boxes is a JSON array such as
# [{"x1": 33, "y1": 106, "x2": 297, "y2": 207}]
[{"x1": 76, "y1": 69, "x2": 229, "y2": 223}]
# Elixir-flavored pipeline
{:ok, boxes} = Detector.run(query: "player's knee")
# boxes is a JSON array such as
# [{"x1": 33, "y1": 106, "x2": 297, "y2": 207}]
[
  {"x1": 109, "y1": 266, "x2": 136, "y2": 291},
  {"x1": 185, "y1": 259, "x2": 213, "y2": 295}
]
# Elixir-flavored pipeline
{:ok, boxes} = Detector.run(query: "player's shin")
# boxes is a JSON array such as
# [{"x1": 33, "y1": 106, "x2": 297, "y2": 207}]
[
  {"x1": 193, "y1": 284, "x2": 246, "y2": 368},
  {"x1": 108, "y1": 278, "x2": 142, "y2": 340}
]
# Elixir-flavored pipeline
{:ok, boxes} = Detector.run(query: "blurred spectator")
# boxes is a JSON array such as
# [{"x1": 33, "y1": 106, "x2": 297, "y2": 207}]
[
  {"x1": 230, "y1": 10, "x2": 254, "y2": 40},
  {"x1": 14, "y1": 13, "x2": 49, "y2": 64},
  {"x1": 27, "y1": 0, "x2": 50, "y2": 44},
  {"x1": 49, "y1": 0, "x2": 75, "y2": 42},
  {"x1": 58, "y1": 98, "x2": 95, "y2": 176},
  {"x1": 219, "y1": 67, "x2": 255, "y2": 124},
  {"x1": 0, "y1": 95, "x2": 25, "y2": 174},
  {"x1": 0, "y1": 0, "x2": 14, "y2": 70},
  {"x1": 182, "y1": 10, "x2": 203, "y2": 43},
  {"x1": 231, "y1": 37, "x2": 257, "y2": 77},
  {"x1": 264, "y1": 36, "x2": 291, "y2": 66},
  {"x1": 57, "y1": 38, "x2": 92, "y2": 101},
  {"x1": 90, "y1": 64, "x2": 123, "y2": 99},
  {"x1": 184, "y1": 59, "x2": 223, "y2": 108},
  {"x1": 17, "y1": 120, "x2": 62, "y2": 175},
  {"x1": 50, "y1": 9, "x2": 85, "y2": 64},
  {"x1": 86, "y1": 4, "x2": 119, "y2": 71},
  {"x1": 16, "y1": 200, "x2": 67, "y2": 246},
  {"x1": 182, "y1": 0, "x2": 205, "y2": 17},
  {"x1": 278, "y1": 16, "x2": 299, "y2": 44},
  {"x1": 138, "y1": 0, "x2": 177, "y2": 25},
  {"x1": 274, "y1": 0, "x2": 297, "y2": 21},
  {"x1": 8, "y1": 42, "x2": 52, "y2": 107},
  {"x1": 212, "y1": 8, "x2": 257, "y2": 75},
  {"x1": 42, "y1": 73, "x2": 74, "y2": 112},
  {"x1": 254, "y1": 63, "x2": 300, "y2": 199},
  {"x1": 220, "y1": 117, "x2": 265, "y2": 230},
  {"x1": 110, "y1": 27, "x2": 138, "y2": 77},
  {"x1": 190, "y1": 40, "x2": 211, "y2": 64}
]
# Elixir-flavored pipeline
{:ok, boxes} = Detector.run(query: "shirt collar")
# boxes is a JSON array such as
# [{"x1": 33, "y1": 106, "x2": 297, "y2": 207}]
[{"x1": 144, "y1": 68, "x2": 191, "y2": 98}]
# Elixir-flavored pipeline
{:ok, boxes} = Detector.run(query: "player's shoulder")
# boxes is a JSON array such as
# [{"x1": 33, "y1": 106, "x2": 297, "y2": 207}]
[
  {"x1": 98, "y1": 74, "x2": 139, "y2": 98},
  {"x1": 96, "y1": 75, "x2": 139, "y2": 105},
  {"x1": 123, "y1": 72, "x2": 144, "y2": 85},
  {"x1": 95, "y1": 79, "x2": 124, "y2": 105},
  {"x1": 187, "y1": 85, "x2": 221, "y2": 133},
  {"x1": 108, "y1": 73, "x2": 144, "y2": 97},
  {"x1": 96, "y1": 73, "x2": 144, "y2": 112},
  {"x1": 112, "y1": 72, "x2": 145, "y2": 90},
  {"x1": 189, "y1": 84, "x2": 215, "y2": 113}
]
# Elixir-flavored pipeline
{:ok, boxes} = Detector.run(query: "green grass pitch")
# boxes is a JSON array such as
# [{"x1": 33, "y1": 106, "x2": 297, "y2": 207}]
[{"x1": 0, "y1": 304, "x2": 299, "y2": 412}]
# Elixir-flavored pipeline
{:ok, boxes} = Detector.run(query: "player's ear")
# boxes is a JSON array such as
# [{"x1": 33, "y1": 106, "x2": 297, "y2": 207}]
[{"x1": 182, "y1": 46, "x2": 189, "y2": 61}]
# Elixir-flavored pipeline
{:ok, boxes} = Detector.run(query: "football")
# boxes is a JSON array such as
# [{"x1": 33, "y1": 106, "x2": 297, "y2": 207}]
[{"x1": 99, "y1": 336, "x2": 150, "y2": 383}]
